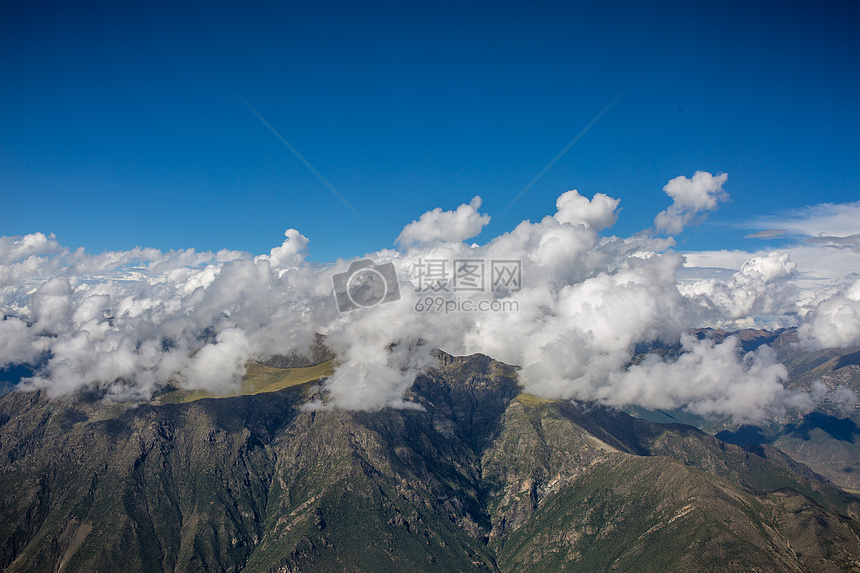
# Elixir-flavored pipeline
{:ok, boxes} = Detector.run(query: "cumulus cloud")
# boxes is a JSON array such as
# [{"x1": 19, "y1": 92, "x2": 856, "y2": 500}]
[
  {"x1": 798, "y1": 277, "x2": 860, "y2": 349},
  {"x1": 680, "y1": 251, "x2": 798, "y2": 325},
  {"x1": 254, "y1": 229, "x2": 309, "y2": 271},
  {"x1": 554, "y1": 189, "x2": 619, "y2": 230},
  {"x1": 324, "y1": 311, "x2": 437, "y2": 410},
  {"x1": 179, "y1": 328, "x2": 253, "y2": 394},
  {"x1": 654, "y1": 171, "x2": 728, "y2": 235},
  {"x1": 396, "y1": 196, "x2": 491, "y2": 246},
  {"x1": 1, "y1": 173, "x2": 858, "y2": 423},
  {"x1": 0, "y1": 317, "x2": 43, "y2": 365},
  {"x1": 9, "y1": 235, "x2": 326, "y2": 400},
  {"x1": 0, "y1": 232, "x2": 63, "y2": 265},
  {"x1": 603, "y1": 335, "x2": 796, "y2": 424}
]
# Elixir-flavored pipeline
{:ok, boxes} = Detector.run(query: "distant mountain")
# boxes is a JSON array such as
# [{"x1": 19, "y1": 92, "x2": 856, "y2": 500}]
[
  {"x1": 2, "y1": 351, "x2": 860, "y2": 572},
  {"x1": 635, "y1": 327, "x2": 860, "y2": 492}
]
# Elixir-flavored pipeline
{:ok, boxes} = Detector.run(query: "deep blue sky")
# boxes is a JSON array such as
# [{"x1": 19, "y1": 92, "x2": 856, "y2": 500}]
[{"x1": 2, "y1": 0, "x2": 858, "y2": 262}]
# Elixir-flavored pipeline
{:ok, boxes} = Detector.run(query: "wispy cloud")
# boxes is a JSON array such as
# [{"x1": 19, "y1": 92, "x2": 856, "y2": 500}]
[
  {"x1": 744, "y1": 229, "x2": 787, "y2": 239},
  {"x1": 805, "y1": 234, "x2": 860, "y2": 250},
  {"x1": 749, "y1": 202, "x2": 860, "y2": 239}
]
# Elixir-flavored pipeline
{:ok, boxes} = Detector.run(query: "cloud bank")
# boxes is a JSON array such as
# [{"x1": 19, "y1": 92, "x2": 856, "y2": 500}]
[{"x1": 2, "y1": 172, "x2": 858, "y2": 423}]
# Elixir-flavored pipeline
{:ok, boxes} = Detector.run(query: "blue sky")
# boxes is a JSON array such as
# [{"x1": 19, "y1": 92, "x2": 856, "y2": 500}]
[{"x1": 2, "y1": 0, "x2": 858, "y2": 262}]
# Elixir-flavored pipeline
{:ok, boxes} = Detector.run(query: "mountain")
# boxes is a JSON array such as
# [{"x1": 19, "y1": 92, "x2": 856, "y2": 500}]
[
  {"x1": 2, "y1": 350, "x2": 860, "y2": 572},
  {"x1": 649, "y1": 328, "x2": 860, "y2": 492}
]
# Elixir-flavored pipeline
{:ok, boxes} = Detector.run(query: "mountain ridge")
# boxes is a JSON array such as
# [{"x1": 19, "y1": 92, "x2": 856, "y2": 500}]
[{"x1": 3, "y1": 349, "x2": 860, "y2": 571}]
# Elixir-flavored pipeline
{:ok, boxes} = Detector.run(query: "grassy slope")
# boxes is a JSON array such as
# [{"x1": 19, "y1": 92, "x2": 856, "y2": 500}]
[{"x1": 155, "y1": 360, "x2": 334, "y2": 404}]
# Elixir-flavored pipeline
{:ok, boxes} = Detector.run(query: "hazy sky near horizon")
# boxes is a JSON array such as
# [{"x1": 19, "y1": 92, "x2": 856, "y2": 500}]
[{"x1": 2, "y1": 0, "x2": 858, "y2": 262}]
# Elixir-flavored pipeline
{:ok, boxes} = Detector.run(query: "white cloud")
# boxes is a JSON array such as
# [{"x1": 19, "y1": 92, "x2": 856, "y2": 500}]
[
  {"x1": 751, "y1": 202, "x2": 860, "y2": 240},
  {"x1": 178, "y1": 328, "x2": 253, "y2": 394},
  {"x1": 682, "y1": 245, "x2": 860, "y2": 288},
  {"x1": 798, "y1": 278, "x2": 860, "y2": 349},
  {"x1": 0, "y1": 232, "x2": 63, "y2": 265},
  {"x1": 254, "y1": 229, "x2": 309, "y2": 271},
  {"x1": 324, "y1": 306, "x2": 437, "y2": 410},
  {"x1": 679, "y1": 251, "x2": 798, "y2": 328},
  {"x1": 2, "y1": 172, "x2": 859, "y2": 423},
  {"x1": 603, "y1": 335, "x2": 797, "y2": 424},
  {"x1": 554, "y1": 189, "x2": 619, "y2": 231},
  {"x1": 31, "y1": 276, "x2": 74, "y2": 334},
  {"x1": 396, "y1": 196, "x2": 491, "y2": 246},
  {"x1": 654, "y1": 171, "x2": 728, "y2": 235},
  {"x1": 0, "y1": 317, "x2": 42, "y2": 365},
  {"x1": 682, "y1": 250, "x2": 754, "y2": 272}
]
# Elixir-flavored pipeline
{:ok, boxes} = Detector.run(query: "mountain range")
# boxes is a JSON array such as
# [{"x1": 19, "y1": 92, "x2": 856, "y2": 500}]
[{"x1": 2, "y1": 338, "x2": 860, "y2": 571}]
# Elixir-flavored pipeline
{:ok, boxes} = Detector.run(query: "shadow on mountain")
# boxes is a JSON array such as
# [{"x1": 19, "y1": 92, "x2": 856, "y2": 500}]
[
  {"x1": 715, "y1": 425, "x2": 773, "y2": 447},
  {"x1": 835, "y1": 349, "x2": 860, "y2": 370},
  {"x1": 715, "y1": 414, "x2": 860, "y2": 448},
  {"x1": 787, "y1": 412, "x2": 860, "y2": 443}
]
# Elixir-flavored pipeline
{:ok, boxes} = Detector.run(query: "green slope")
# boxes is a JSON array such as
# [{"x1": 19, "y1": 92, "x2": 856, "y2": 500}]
[{"x1": 155, "y1": 360, "x2": 334, "y2": 404}]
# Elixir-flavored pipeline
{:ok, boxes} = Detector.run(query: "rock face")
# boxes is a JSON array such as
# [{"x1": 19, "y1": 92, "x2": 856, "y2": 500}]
[{"x1": 2, "y1": 351, "x2": 860, "y2": 572}]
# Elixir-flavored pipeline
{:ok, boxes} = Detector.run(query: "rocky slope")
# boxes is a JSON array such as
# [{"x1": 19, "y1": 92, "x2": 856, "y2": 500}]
[{"x1": 2, "y1": 351, "x2": 860, "y2": 572}]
